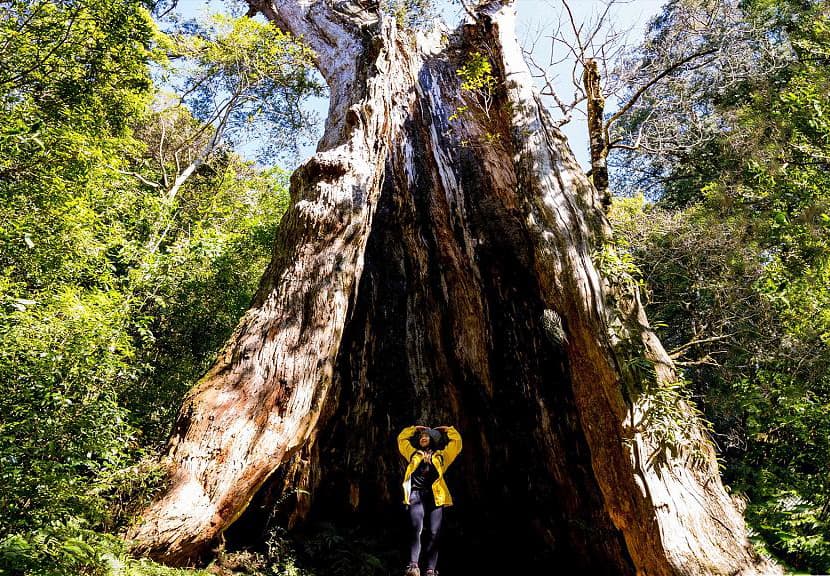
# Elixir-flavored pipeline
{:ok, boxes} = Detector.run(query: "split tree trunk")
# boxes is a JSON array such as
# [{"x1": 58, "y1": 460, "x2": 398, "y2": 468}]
[{"x1": 129, "y1": 2, "x2": 779, "y2": 574}]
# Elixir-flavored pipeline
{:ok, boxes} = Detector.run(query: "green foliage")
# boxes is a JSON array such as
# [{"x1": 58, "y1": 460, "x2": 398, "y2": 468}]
[
  {"x1": 123, "y1": 161, "x2": 291, "y2": 446},
  {"x1": 0, "y1": 2, "x2": 300, "y2": 574},
  {"x1": 451, "y1": 51, "x2": 497, "y2": 121},
  {"x1": 0, "y1": 519, "x2": 123, "y2": 576},
  {"x1": 457, "y1": 51, "x2": 496, "y2": 94},
  {"x1": 641, "y1": 377, "x2": 713, "y2": 468},
  {"x1": 0, "y1": 287, "x2": 138, "y2": 532},
  {"x1": 0, "y1": 0, "x2": 156, "y2": 136},
  {"x1": 164, "y1": 13, "x2": 323, "y2": 164},
  {"x1": 610, "y1": 193, "x2": 830, "y2": 571},
  {"x1": 747, "y1": 489, "x2": 830, "y2": 572},
  {"x1": 0, "y1": 0, "x2": 157, "y2": 537},
  {"x1": 731, "y1": 367, "x2": 830, "y2": 573},
  {"x1": 595, "y1": 209, "x2": 713, "y2": 466},
  {"x1": 0, "y1": 518, "x2": 212, "y2": 576},
  {"x1": 449, "y1": 50, "x2": 500, "y2": 148},
  {"x1": 592, "y1": 242, "x2": 641, "y2": 293},
  {"x1": 611, "y1": 1, "x2": 830, "y2": 568},
  {"x1": 292, "y1": 523, "x2": 394, "y2": 576}
]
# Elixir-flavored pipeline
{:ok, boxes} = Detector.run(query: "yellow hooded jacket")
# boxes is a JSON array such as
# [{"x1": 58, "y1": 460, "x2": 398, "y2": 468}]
[{"x1": 397, "y1": 425, "x2": 462, "y2": 507}]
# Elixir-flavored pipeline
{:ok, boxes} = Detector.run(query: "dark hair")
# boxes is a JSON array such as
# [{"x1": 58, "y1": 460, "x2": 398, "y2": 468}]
[{"x1": 409, "y1": 428, "x2": 446, "y2": 450}]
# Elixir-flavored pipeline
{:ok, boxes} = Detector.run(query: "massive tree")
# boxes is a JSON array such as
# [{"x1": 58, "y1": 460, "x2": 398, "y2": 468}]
[{"x1": 128, "y1": 1, "x2": 779, "y2": 574}]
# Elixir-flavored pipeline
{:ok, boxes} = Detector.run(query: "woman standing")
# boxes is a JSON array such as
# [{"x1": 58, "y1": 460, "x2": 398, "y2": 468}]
[{"x1": 397, "y1": 424, "x2": 463, "y2": 576}]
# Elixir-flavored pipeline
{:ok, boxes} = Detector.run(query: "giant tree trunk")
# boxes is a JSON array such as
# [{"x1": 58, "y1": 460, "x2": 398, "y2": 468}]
[{"x1": 128, "y1": 2, "x2": 778, "y2": 574}]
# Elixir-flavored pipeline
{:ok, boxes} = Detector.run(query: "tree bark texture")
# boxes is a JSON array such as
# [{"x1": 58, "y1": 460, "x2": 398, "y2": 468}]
[
  {"x1": 583, "y1": 58, "x2": 610, "y2": 208},
  {"x1": 129, "y1": 2, "x2": 779, "y2": 574}
]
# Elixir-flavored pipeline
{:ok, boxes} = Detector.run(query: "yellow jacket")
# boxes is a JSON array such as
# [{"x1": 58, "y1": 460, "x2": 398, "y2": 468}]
[{"x1": 397, "y1": 425, "x2": 462, "y2": 507}]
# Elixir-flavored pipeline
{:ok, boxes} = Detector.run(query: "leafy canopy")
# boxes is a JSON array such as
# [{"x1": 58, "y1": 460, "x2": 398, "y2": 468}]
[
  {"x1": 0, "y1": 2, "x2": 310, "y2": 574},
  {"x1": 609, "y1": 0, "x2": 830, "y2": 570}
]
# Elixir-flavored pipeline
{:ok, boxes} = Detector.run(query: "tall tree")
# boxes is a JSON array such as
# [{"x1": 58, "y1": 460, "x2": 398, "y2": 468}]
[
  {"x1": 128, "y1": 2, "x2": 778, "y2": 574},
  {"x1": 609, "y1": 0, "x2": 830, "y2": 570},
  {"x1": 0, "y1": 0, "x2": 306, "y2": 547}
]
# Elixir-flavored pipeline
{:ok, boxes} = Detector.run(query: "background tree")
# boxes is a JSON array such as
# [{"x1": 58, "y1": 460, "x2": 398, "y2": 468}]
[
  {"x1": 154, "y1": 14, "x2": 322, "y2": 199},
  {"x1": 0, "y1": 2, "x2": 317, "y2": 574},
  {"x1": 608, "y1": 0, "x2": 830, "y2": 571},
  {"x1": 522, "y1": 0, "x2": 775, "y2": 205}
]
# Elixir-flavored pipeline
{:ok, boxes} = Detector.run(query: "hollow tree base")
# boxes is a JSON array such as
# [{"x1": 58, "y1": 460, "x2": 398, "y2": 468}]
[{"x1": 129, "y1": 3, "x2": 779, "y2": 575}]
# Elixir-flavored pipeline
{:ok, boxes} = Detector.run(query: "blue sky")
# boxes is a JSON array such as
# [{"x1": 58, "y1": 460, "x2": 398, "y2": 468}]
[
  {"x1": 171, "y1": 0, "x2": 666, "y2": 169},
  {"x1": 515, "y1": 0, "x2": 664, "y2": 167}
]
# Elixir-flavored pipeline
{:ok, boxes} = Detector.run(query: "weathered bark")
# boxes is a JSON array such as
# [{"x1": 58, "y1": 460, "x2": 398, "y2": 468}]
[
  {"x1": 129, "y1": 2, "x2": 779, "y2": 574},
  {"x1": 584, "y1": 58, "x2": 610, "y2": 208}
]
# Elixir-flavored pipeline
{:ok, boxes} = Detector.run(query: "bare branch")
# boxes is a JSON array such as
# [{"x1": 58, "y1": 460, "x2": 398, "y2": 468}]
[
  {"x1": 669, "y1": 334, "x2": 736, "y2": 360},
  {"x1": 165, "y1": 93, "x2": 241, "y2": 202},
  {"x1": 460, "y1": 0, "x2": 479, "y2": 21},
  {"x1": 674, "y1": 356, "x2": 721, "y2": 367},
  {"x1": 605, "y1": 47, "x2": 719, "y2": 135},
  {"x1": 110, "y1": 167, "x2": 161, "y2": 189},
  {"x1": 159, "y1": 116, "x2": 169, "y2": 188}
]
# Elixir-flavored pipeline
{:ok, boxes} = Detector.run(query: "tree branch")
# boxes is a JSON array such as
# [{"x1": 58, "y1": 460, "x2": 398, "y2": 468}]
[
  {"x1": 0, "y1": 6, "x2": 80, "y2": 87},
  {"x1": 605, "y1": 47, "x2": 718, "y2": 134},
  {"x1": 164, "y1": 93, "x2": 240, "y2": 202},
  {"x1": 669, "y1": 333, "x2": 735, "y2": 360},
  {"x1": 111, "y1": 167, "x2": 161, "y2": 189}
]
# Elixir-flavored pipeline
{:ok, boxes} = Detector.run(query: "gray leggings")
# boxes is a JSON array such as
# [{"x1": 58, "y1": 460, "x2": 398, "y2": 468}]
[{"x1": 408, "y1": 489, "x2": 443, "y2": 570}]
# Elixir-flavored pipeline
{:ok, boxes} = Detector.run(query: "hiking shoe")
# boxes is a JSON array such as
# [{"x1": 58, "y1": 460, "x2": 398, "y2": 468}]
[{"x1": 404, "y1": 563, "x2": 420, "y2": 576}]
